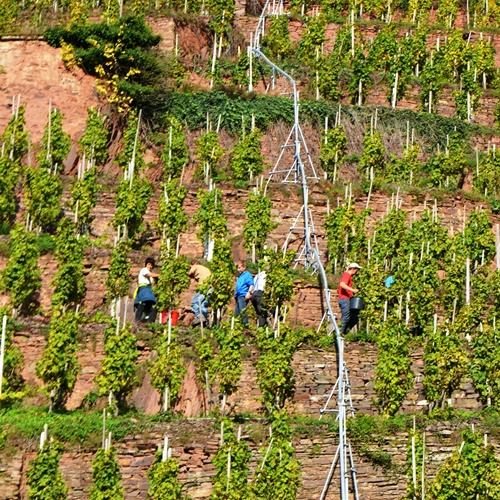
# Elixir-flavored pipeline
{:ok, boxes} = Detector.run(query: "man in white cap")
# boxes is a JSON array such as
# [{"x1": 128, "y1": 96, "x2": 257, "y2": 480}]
[{"x1": 337, "y1": 263, "x2": 361, "y2": 334}]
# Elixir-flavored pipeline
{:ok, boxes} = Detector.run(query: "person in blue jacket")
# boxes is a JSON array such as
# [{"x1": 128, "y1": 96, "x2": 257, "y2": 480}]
[{"x1": 234, "y1": 260, "x2": 254, "y2": 325}]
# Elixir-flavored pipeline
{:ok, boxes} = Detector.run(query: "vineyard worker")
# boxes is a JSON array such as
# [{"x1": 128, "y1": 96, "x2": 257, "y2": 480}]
[
  {"x1": 338, "y1": 263, "x2": 361, "y2": 334},
  {"x1": 134, "y1": 257, "x2": 159, "y2": 323},
  {"x1": 188, "y1": 260, "x2": 212, "y2": 327},
  {"x1": 251, "y1": 269, "x2": 267, "y2": 327},
  {"x1": 234, "y1": 261, "x2": 254, "y2": 325}
]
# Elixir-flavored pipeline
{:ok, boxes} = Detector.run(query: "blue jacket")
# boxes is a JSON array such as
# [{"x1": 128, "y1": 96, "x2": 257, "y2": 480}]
[{"x1": 235, "y1": 270, "x2": 254, "y2": 298}]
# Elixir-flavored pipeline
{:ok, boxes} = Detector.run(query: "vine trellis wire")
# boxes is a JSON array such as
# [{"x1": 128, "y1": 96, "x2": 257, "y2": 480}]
[{"x1": 251, "y1": 4, "x2": 359, "y2": 499}]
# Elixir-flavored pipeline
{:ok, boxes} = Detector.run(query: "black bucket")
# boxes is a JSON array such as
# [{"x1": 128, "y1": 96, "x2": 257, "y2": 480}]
[{"x1": 350, "y1": 297, "x2": 365, "y2": 310}]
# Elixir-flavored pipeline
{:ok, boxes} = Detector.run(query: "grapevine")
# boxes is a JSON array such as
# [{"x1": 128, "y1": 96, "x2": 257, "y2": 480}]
[
  {"x1": 195, "y1": 130, "x2": 225, "y2": 182},
  {"x1": 373, "y1": 317, "x2": 413, "y2": 416},
  {"x1": 262, "y1": 248, "x2": 296, "y2": 321},
  {"x1": 90, "y1": 446, "x2": 125, "y2": 500},
  {"x1": 0, "y1": 104, "x2": 28, "y2": 165},
  {"x1": 97, "y1": 322, "x2": 139, "y2": 410},
  {"x1": 210, "y1": 417, "x2": 251, "y2": 499},
  {"x1": 69, "y1": 164, "x2": 99, "y2": 233},
  {"x1": 423, "y1": 319, "x2": 468, "y2": 409},
  {"x1": 36, "y1": 308, "x2": 80, "y2": 411},
  {"x1": 255, "y1": 324, "x2": 299, "y2": 412},
  {"x1": 78, "y1": 107, "x2": 109, "y2": 166},
  {"x1": 229, "y1": 128, "x2": 265, "y2": 182},
  {"x1": 243, "y1": 187, "x2": 277, "y2": 262},
  {"x1": 320, "y1": 125, "x2": 347, "y2": 179},
  {"x1": 2, "y1": 224, "x2": 41, "y2": 313},
  {"x1": 427, "y1": 429, "x2": 500, "y2": 498},
  {"x1": 161, "y1": 115, "x2": 188, "y2": 180},
  {"x1": 148, "y1": 448, "x2": 185, "y2": 500},
  {"x1": 156, "y1": 179, "x2": 189, "y2": 241},
  {"x1": 105, "y1": 238, "x2": 132, "y2": 302},
  {"x1": 0, "y1": 306, "x2": 24, "y2": 406},
  {"x1": 26, "y1": 437, "x2": 68, "y2": 500},
  {"x1": 251, "y1": 409, "x2": 301, "y2": 500},
  {"x1": 149, "y1": 328, "x2": 187, "y2": 410},
  {"x1": 51, "y1": 218, "x2": 86, "y2": 308},
  {"x1": 211, "y1": 319, "x2": 244, "y2": 412}
]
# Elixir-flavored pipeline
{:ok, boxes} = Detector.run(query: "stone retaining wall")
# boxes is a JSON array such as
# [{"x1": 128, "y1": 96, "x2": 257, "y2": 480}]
[
  {"x1": 12, "y1": 323, "x2": 484, "y2": 417},
  {"x1": 1, "y1": 419, "x2": 497, "y2": 499}
]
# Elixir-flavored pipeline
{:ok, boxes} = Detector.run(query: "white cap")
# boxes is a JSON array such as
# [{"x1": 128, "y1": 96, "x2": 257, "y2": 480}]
[{"x1": 348, "y1": 263, "x2": 362, "y2": 269}]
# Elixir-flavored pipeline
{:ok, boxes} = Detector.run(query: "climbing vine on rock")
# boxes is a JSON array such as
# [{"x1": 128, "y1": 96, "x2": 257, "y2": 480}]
[{"x1": 36, "y1": 308, "x2": 80, "y2": 411}]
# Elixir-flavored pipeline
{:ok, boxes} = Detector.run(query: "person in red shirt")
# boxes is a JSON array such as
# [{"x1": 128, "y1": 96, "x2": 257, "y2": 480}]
[{"x1": 337, "y1": 263, "x2": 362, "y2": 334}]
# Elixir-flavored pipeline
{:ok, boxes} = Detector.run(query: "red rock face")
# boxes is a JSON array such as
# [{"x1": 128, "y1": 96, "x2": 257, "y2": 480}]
[{"x1": 0, "y1": 39, "x2": 100, "y2": 165}]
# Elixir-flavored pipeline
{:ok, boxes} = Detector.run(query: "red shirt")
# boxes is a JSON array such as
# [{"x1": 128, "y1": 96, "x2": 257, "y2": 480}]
[{"x1": 338, "y1": 272, "x2": 353, "y2": 300}]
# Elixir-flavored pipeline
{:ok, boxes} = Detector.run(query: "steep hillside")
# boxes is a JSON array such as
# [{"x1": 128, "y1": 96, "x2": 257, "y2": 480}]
[{"x1": 2, "y1": 2, "x2": 500, "y2": 499}]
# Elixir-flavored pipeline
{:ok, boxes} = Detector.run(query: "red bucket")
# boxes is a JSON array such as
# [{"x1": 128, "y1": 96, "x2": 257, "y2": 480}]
[{"x1": 160, "y1": 310, "x2": 179, "y2": 325}]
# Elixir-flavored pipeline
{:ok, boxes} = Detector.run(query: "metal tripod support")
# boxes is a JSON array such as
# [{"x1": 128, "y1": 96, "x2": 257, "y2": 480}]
[
  {"x1": 319, "y1": 328, "x2": 359, "y2": 500},
  {"x1": 251, "y1": 6, "x2": 359, "y2": 497}
]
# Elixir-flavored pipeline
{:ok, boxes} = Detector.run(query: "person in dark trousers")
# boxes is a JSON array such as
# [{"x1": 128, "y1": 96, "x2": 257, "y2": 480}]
[
  {"x1": 234, "y1": 261, "x2": 254, "y2": 325},
  {"x1": 134, "y1": 257, "x2": 159, "y2": 323},
  {"x1": 338, "y1": 262, "x2": 361, "y2": 334},
  {"x1": 188, "y1": 260, "x2": 211, "y2": 327},
  {"x1": 250, "y1": 269, "x2": 267, "y2": 327}
]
